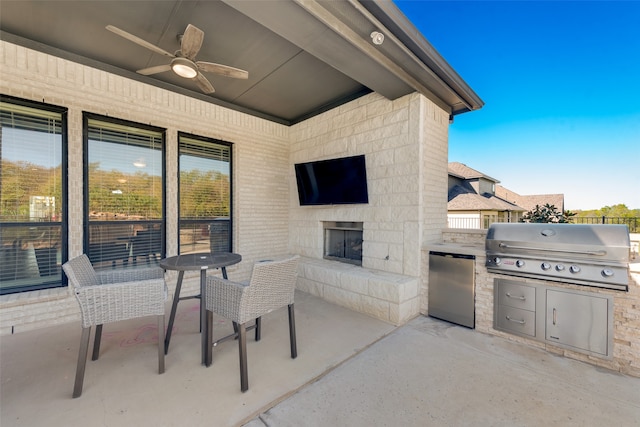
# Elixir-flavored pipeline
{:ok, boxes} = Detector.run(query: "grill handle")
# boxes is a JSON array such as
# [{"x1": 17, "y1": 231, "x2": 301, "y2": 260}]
[{"x1": 498, "y1": 243, "x2": 607, "y2": 256}]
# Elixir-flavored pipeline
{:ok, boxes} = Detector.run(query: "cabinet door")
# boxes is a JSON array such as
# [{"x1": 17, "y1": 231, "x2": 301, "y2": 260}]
[{"x1": 546, "y1": 290, "x2": 610, "y2": 356}]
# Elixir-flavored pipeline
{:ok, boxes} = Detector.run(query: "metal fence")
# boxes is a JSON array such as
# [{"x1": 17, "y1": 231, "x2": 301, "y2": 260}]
[
  {"x1": 448, "y1": 216, "x2": 639, "y2": 232},
  {"x1": 572, "y1": 217, "x2": 639, "y2": 233}
]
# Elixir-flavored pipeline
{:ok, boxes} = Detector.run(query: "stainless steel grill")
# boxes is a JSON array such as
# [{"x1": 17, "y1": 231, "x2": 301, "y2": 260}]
[{"x1": 486, "y1": 223, "x2": 630, "y2": 291}]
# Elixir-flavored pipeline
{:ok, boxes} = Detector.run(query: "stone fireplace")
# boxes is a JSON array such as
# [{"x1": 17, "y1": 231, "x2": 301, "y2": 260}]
[{"x1": 323, "y1": 221, "x2": 363, "y2": 265}]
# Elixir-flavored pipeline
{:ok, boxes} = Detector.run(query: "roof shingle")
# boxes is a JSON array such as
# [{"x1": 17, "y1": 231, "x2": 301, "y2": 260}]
[
  {"x1": 448, "y1": 184, "x2": 524, "y2": 211},
  {"x1": 448, "y1": 162, "x2": 499, "y2": 182}
]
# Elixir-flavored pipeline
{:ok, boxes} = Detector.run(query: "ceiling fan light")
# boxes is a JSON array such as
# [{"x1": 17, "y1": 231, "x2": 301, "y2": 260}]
[{"x1": 171, "y1": 58, "x2": 198, "y2": 78}]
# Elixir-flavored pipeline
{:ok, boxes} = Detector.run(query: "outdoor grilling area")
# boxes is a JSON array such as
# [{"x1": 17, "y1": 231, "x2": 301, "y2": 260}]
[{"x1": 426, "y1": 227, "x2": 640, "y2": 377}]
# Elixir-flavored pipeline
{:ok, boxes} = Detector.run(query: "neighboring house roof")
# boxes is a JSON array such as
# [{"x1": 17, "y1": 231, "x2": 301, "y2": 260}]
[
  {"x1": 448, "y1": 162, "x2": 500, "y2": 182},
  {"x1": 448, "y1": 184, "x2": 524, "y2": 212},
  {"x1": 446, "y1": 163, "x2": 565, "y2": 214},
  {"x1": 446, "y1": 162, "x2": 567, "y2": 215},
  {"x1": 495, "y1": 185, "x2": 565, "y2": 212}
]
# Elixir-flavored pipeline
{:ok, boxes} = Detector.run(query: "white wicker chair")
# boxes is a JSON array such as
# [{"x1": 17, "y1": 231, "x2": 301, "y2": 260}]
[
  {"x1": 204, "y1": 255, "x2": 300, "y2": 392},
  {"x1": 62, "y1": 254, "x2": 167, "y2": 398}
]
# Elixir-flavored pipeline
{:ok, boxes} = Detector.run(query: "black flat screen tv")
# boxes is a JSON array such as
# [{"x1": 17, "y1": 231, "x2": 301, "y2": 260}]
[{"x1": 294, "y1": 154, "x2": 369, "y2": 206}]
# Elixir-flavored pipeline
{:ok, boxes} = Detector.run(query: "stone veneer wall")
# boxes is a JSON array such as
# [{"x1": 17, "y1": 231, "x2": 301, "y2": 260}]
[
  {"x1": 289, "y1": 93, "x2": 449, "y2": 276},
  {"x1": 437, "y1": 229, "x2": 640, "y2": 378},
  {"x1": 288, "y1": 93, "x2": 449, "y2": 324},
  {"x1": 0, "y1": 40, "x2": 291, "y2": 334},
  {"x1": 296, "y1": 256, "x2": 420, "y2": 325}
]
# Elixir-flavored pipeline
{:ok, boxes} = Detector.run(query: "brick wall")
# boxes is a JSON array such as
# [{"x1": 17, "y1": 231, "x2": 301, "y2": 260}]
[
  {"x1": 0, "y1": 40, "x2": 290, "y2": 334},
  {"x1": 0, "y1": 40, "x2": 452, "y2": 334}
]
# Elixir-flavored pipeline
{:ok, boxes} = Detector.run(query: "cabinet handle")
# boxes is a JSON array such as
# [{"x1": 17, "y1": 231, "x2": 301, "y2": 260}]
[
  {"x1": 505, "y1": 315, "x2": 526, "y2": 325},
  {"x1": 553, "y1": 308, "x2": 557, "y2": 326},
  {"x1": 505, "y1": 292, "x2": 526, "y2": 301}
]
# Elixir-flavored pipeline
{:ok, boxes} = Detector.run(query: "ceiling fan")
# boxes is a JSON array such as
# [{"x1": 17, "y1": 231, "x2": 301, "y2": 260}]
[{"x1": 106, "y1": 24, "x2": 248, "y2": 94}]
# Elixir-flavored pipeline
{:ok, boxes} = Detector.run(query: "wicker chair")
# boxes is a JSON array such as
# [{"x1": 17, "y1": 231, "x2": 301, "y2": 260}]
[
  {"x1": 62, "y1": 254, "x2": 167, "y2": 398},
  {"x1": 204, "y1": 255, "x2": 300, "y2": 392}
]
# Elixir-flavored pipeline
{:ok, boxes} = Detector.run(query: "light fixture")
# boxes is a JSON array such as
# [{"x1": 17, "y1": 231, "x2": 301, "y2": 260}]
[
  {"x1": 370, "y1": 31, "x2": 384, "y2": 45},
  {"x1": 171, "y1": 57, "x2": 198, "y2": 79}
]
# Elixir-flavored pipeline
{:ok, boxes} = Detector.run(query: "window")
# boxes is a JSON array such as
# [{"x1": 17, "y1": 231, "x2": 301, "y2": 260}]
[
  {"x1": 84, "y1": 114, "x2": 165, "y2": 270},
  {"x1": 483, "y1": 214, "x2": 498, "y2": 229},
  {"x1": 0, "y1": 95, "x2": 67, "y2": 294},
  {"x1": 178, "y1": 132, "x2": 231, "y2": 254}
]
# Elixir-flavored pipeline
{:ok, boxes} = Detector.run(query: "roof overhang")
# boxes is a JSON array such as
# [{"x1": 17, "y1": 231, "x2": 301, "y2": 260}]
[{"x1": 0, "y1": 0, "x2": 483, "y2": 125}]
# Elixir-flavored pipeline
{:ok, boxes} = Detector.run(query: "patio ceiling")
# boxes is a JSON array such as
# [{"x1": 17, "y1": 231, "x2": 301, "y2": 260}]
[{"x1": 0, "y1": 0, "x2": 483, "y2": 125}]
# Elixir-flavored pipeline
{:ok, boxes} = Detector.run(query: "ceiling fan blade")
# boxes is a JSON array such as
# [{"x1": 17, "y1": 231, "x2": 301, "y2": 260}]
[
  {"x1": 106, "y1": 25, "x2": 175, "y2": 58},
  {"x1": 137, "y1": 64, "x2": 172, "y2": 76},
  {"x1": 194, "y1": 72, "x2": 215, "y2": 94},
  {"x1": 196, "y1": 61, "x2": 249, "y2": 79},
  {"x1": 180, "y1": 24, "x2": 204, "y2": 60}
]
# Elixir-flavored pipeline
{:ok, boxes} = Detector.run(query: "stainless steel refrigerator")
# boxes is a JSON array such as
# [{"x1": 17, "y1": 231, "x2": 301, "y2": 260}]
[{"x1": 428, "y1": 251, "x2": 475, "y2": 328}]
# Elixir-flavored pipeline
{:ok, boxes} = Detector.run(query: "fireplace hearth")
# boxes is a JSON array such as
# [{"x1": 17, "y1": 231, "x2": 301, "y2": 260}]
[{"x1": 324, "y1": 222, "x2": 363, "y2": 265}]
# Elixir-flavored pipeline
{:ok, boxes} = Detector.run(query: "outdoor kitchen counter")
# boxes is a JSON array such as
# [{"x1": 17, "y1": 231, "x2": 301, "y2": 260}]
[{"x1": 424, "y1": 230, "x2": 640, "y2": 378}]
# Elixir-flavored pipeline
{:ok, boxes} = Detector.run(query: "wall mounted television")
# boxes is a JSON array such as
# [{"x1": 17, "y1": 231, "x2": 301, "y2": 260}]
[{"x1": 295, "y1": 154, "x2": 369, "y2": 206}]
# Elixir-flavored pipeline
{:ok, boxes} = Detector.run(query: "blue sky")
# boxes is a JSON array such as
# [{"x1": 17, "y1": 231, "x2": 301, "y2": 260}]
[{"x1": 395, "y1": 0, "x2": 640, "y2": 210}]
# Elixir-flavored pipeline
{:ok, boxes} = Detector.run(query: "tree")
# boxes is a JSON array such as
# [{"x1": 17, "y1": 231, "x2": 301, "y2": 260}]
[
  {"x1": 575, "y1": 204, "x2": 640, "y2": 218},
  {"x1": 521, "y1": 204, "x2": 575, "y2": 223}
]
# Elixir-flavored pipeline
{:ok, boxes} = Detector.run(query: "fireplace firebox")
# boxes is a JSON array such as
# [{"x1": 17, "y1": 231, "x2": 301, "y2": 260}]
[{"x1": 323, "y1": 222, "x2": 363, "y2": 265}]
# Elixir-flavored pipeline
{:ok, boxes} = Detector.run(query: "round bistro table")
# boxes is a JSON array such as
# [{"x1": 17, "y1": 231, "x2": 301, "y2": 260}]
[{"x1": 160, "y1": 252, "x2": 242, "y2": 364}]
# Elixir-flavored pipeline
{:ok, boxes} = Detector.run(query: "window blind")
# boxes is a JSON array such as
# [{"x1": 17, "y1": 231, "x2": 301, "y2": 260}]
[
  {"x1": 178, "y1": 133, "x2": 231, "y2": 254},
  {"x1": 1, "y1": 98, "x2": 66, "y2": 294},
  {"x1": 85, "y1": 115, "x2": 165, "y2": 269}
]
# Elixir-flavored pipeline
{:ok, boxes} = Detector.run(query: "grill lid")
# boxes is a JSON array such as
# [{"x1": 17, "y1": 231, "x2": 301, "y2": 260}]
[
  {"x1": 486, "y1": 223, "x2": 630, "y2": 290},
  {"x1": 486, "y1": 223, "x2": 630, "y2": 262}
]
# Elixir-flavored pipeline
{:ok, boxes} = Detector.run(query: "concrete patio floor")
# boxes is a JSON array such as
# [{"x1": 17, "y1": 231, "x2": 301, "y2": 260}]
[{"x1": 2, "y1": 290, "x2": 639, "y2": 427}]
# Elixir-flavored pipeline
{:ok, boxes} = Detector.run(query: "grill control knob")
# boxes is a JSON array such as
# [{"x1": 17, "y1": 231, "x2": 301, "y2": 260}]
[
  {"x1": 516, "y1": 260, "x2": 525, "y2": 268},
  {"x1": 541, "y1": 262, "x2": 551, "y2": 271},
  {"x1": 555, "y1": 264, "x2": 565, "y2": 272},
  {"x1": 493, "y1": 257, "x2": 501, "y2": 265},
  {"x1": 570, "y1": 265, "x2": 581, "y2": 274},
  {"x1": 602, "y1": 268, "x2": 614, "y2": 278}
]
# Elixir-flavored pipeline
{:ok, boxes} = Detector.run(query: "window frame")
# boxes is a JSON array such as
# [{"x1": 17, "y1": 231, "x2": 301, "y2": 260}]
[{"x1": 0, "y1": 94, "x2": 68, "y2": 294}]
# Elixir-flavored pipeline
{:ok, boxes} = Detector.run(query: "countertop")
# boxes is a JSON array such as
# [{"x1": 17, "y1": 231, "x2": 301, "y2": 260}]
[{"x1": 425, "y1": 242, "x2": 485, "y2": 257}]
